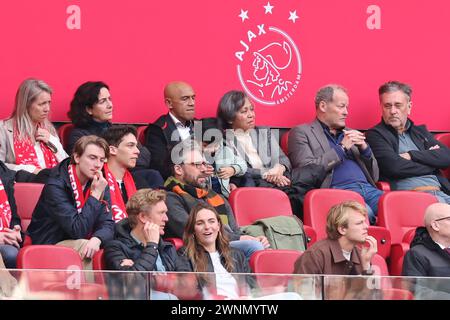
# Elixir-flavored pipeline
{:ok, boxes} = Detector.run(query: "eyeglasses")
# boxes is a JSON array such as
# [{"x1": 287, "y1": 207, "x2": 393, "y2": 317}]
[
  {"x1": 434, "y1": 216, "x2": 450, "y2": 222},
  {"x1": 183, "y1": 162, "x2": 209, "y2": 169}
]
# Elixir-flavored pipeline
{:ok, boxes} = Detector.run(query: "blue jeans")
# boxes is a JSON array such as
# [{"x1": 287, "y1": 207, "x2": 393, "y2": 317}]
[
  {"x1": 334, "y1": 182, "x2": 383, "y2": 225},
  {"x1": 230, "y1": 240, "x2": 264, "y2": 261},
  {"x1": 0, "y1": 244, "x2": 19, "y2": 268},
  {"x1": 424, "y1": 190, "x2": 450, "y2": 204}
]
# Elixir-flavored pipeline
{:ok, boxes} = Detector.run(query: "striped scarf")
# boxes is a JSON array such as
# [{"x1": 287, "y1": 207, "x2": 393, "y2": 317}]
[{"x1": 165, "y1": 177, "x2": 229, "y2": 226}]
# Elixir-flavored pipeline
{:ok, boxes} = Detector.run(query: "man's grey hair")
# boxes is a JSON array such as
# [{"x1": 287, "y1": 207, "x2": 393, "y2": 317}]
[
  {"x1": 378, "y1": 81, "x2": 412, "y2": 101},
  {"x1": 314, "y1": 84, "x2": 348, "y2": 109}
]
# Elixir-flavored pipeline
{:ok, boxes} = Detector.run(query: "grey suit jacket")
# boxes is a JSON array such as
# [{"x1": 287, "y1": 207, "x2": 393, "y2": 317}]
[{"x1": 287, "y1": 119, "x2": 379, "y2": 188}]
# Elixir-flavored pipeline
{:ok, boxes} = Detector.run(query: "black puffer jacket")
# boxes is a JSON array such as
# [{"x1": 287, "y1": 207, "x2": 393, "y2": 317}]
[
  {"x1": 104, "y1": 218, "x2": 190, "y2": 272},
  {"x1": 403, "y1": 227, "x2": 450, "y2": 277},
  {"x1": 27, "y1": 158, "x2": 114, "y2": 245},
  {"x1": 402, "y1": 227, "x2": 450, "y2": 298}
]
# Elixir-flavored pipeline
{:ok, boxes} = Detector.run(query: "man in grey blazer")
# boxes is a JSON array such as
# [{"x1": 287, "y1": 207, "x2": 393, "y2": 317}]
[{"x1": 288, "y1": 84, "x2": 382, "y2": 224}]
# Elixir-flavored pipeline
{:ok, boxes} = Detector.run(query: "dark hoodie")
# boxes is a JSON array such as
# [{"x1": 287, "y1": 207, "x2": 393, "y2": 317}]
[
  {"x1": 403, "y1": 227, "x2": 450, "y2": 277},
  {"x1": 402, "y1": 227, "x2": 450, "y2": 298},
  {"x1": 27, "y1": 158, "x2": 114, "y2": 245}
]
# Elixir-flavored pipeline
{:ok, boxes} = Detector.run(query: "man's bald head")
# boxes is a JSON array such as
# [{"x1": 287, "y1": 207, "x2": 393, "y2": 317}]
[
  {"x1": 163, "y1": 81, "x2": 196, "y2": 123},
  {"x1": 424, "y1": 203, "x2": 450, "y2": 228}
]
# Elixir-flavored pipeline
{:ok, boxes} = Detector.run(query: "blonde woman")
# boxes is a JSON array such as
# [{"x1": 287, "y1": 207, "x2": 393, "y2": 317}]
[{"x1": 0, "y1": 79, "x2": 68, "y2": 180}]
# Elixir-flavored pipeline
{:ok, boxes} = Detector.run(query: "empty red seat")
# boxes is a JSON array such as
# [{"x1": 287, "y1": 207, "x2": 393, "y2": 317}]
[
  {"x1": 249, "y1": 249, "x2": 302, "y2": 289},
  {"x1": 17, "y1": 245, "x2": 107, "y2": 299},
  {"x1": 229, "y1": 187, "x2": 316, "y2": 245}
]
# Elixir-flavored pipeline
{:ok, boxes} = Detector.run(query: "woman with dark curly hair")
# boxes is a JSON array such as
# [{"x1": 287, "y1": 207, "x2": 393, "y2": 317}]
[
  {"x1": 67, "y1": 81, "x2": 113, "y2": 154},
  {"x1": 67, "y1": 81, "x2": 163, "y2": 189}
]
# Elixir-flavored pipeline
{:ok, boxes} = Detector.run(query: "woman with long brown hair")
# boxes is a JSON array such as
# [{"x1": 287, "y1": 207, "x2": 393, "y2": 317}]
[{"x1": 181, "y1": 202, "x2": 255, "y2": 299}]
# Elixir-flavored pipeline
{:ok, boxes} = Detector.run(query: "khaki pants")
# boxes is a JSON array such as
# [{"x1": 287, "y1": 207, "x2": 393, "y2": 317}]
[{"x1": 56, "y1": 239, "x2": 94, "y2": 279}]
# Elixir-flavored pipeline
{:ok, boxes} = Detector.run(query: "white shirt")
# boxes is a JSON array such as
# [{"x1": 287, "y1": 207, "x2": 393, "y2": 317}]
[
  {"x1": 169, "y1": 112, "x2": 191, "y2": 141},
  {"x1": 233, "y1": 130, "x2": 264, "y2": 170},
  {"x1": 207, "y1": 251, "x2": 239, "y2": 300}
]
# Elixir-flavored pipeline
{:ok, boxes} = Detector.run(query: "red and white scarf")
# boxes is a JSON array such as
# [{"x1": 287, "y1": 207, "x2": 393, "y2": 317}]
[
  {"x1": 13, "y1": 125, "x2": 58, "y2": 169},
  {"x1": 68, "y1": 164, "x2": 90, "y2": 213},
  {"x1": 103, "y1": 163, "x2": 136, "y2": 222},
  {"x1": 0, "y1": 178, "x2": 12, "y2": 232}
]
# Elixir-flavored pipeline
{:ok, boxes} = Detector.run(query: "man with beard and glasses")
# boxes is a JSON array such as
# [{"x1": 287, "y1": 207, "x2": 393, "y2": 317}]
[
  {"x1": 163, "y1": 140, "x2": 268, "y2": 260},
  {"x1": 288, "y1": 84, "x2": 382, "y2": 224},
  {"x1": 366, "y1": 81, "x2": 450, "y2": 204}
]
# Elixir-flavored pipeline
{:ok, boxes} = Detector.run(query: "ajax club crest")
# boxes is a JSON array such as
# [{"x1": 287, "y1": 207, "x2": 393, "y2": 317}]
[{"x1": 235, "y1": 4, "x2": 302, "y2": 106}]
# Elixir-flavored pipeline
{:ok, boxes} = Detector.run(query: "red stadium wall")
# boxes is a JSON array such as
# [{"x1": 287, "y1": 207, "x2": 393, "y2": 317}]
[{"x1": 0, "y1": 0, "x2": 449, "y2": 130}]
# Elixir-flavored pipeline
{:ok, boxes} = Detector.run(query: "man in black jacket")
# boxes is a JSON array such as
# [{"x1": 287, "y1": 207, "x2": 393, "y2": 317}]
[
  {"x1": 144, "y1": 81, "x2": 199, "y2": 179},
  {"x1": 0, "y1": 160, "x2": 22, "y2": 268},
  {"x1": 366, "y1": 81, "x2": 450, "y2": 203},
  {"x1": 403, "y1": 203, "x2": 450, "y2": 298},
  {"x1": 104, "y1": 189, "x2": 191, "y2": 299},
  {"x1": 28, "y1": 135, "x2": 114, "y2": 270}
]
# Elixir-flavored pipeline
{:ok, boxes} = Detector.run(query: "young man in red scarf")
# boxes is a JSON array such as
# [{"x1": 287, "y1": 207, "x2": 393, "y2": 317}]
[
  {"x1": 164, "y1": 140, "x2": 269, "y2": 260},
  {"x1": 0, "y1": 160, "x2": 23, "y2": 269},
  {"x1": 101, "y1": 125, "x2": 144, "y2": 223},
  {"x1": 28, "y1": 135, "x2": 114, "y2": 270}
]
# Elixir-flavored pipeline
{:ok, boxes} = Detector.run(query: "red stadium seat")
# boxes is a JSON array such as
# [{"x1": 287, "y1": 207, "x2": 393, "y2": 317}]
[
  {"x1": 375, "y1": 181, "x2": 391, "y2": 192},
  {"x1": 14, "y1": 182, "x2": 44, "y2": 232},
  {"x1": 280, "y1": 130, "x2": 290, "y2": 155},
  {"x1": 137, "y1": 125, "x2": 147, "y2": 145},
  {"x1": 14, "y1": 182, "x2": 44, "y2": 246},
  {"x1": 377, "y1": 191, "x2": 437, "y2": 275},
  {"x1": 228, "y1": 187, "x2": 316, "y2": 246},
  {"x1": 165, "y1": 238, "x2": 184, "y2": 250},
  {"x1": 249, "y1": 249, "x2": 302, "y2": 289},
  {"x1": 435, "y1": 133, "x2": 450, "y2": 178},
  {"x1": 303, "y1": 189, "x2": 391, "y2": 258},
  {"x1": 92, "y1": 249, "x2": 106, "y2": 285},
  {"x1": 229, "y1": 187, "x2": 292, "y2": 226},
  {"x1": 57, "y1": 123, "x2": 74, "y2": 152},
  {"x1": 17, "y1": 245, "x2": 107, "y2": 299}
]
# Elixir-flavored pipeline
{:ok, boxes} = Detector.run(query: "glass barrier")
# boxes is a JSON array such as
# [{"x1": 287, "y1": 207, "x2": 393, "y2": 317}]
[{"x1": 0, "y1": 268, "x2": 449, "y2": 300}]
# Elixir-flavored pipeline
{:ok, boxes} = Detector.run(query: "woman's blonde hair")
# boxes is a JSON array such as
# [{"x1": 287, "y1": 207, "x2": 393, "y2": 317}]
[{"x1": 10, "y1": 78, "x2": 56, "y2": 141}]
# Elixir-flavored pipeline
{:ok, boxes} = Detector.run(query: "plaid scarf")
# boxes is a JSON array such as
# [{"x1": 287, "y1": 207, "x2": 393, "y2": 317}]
[{"x1": 165, "y1": 177, "x2": 229, "y2": 226}]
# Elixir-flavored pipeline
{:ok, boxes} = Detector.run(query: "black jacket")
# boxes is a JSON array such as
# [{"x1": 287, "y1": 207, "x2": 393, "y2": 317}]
[
  {"x1": 27, "y1": 158, "x2": 114, "y2": 245},
  {"x1": 402, "y1": 227, "x2": 450, "y2": 298},
  {"x1": 366, "y1": 119, "x2": 450, "y2": 193},
  {"x1": 144, "y1": 114, "x2": 196, "y2": 179},
  {"x1": 104, "y1": 218, "x2": 190, "y2": 272},
  {"x1": 0, "y1": 160, "x2": 21, "y2": 233},
  {"x1": 403, "y1": 227, "x2": 450, "y2": 277},
  {"x1": 67, "y1": 121, "x2": 152, "y2": 171}
]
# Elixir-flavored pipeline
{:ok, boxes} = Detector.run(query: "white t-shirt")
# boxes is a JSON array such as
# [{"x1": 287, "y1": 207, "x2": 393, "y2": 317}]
[{"x1": 208, "y1": 251, "x2": 239, "y2": 300}]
